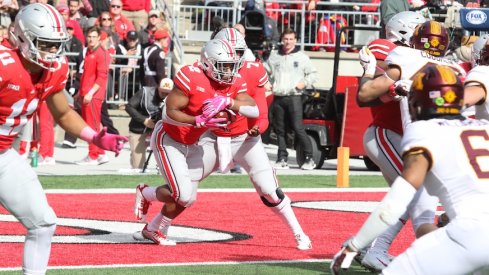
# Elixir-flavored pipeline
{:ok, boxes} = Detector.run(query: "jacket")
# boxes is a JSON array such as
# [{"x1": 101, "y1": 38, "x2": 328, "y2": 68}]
[{"x1": 265, "y1": 46, "x2": 318, "y2": 96}]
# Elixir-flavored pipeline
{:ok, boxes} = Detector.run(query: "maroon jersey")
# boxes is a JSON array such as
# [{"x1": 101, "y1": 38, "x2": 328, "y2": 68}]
[
  {"x1": 165, "y1": 63, "x2": 246, "y2": 144},
  {"x1": 0, "y1": 46, "x2": 69, "y2": 150}
]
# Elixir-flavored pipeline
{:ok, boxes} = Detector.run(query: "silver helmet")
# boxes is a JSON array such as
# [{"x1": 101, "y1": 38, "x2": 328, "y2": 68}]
[
  {"x1": 200, "y1": 39, "x2": 240, "y2": 85},
  {"x1": 471, "y1": 34, "x2": 489, "y2": 66},
  {"x1": 385, "y1": 11, "x2": 426, "y2": 46},
  {"x1": 10, "y1": 3, "x2": 69, "y2": 70},
  {"x1": 213, "y1": 27, "x2": 248, "y2": 60}
]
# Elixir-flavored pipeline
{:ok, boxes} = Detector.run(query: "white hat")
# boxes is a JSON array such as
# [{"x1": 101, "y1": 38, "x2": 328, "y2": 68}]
[{"x1": 160, "y1": 78, "x2": 174, "y2": 90}]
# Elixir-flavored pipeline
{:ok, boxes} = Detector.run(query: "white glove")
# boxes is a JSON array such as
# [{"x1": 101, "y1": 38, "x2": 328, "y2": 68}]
[
  {"x1": 393, "y1": 79, "x2": 413, "y2": 96},
  {"x1": 330, "y1": 245, "x2": 358, "y2": 275},
  {"x1": 359, "y1": 46, "x2": 377, "y2": 76}
]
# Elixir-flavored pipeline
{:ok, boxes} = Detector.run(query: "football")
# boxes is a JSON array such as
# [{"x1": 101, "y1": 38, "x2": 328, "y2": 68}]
[{"x1": 214, "y1": 110, "x2": 237, "y2": 124}]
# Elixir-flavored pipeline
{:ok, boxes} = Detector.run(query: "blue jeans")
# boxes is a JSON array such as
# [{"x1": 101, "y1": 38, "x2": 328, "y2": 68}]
[{"x1": 271, "y1": 95, "x2": 312, "y2": 161}]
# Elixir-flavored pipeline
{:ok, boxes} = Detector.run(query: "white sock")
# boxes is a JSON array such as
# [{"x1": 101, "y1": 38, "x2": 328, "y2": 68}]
[
  {"x1": 271, "y1": 195, "x2": 305, "y2": 237},
  {"x1": 148, "y1": 213, "x2": 164, "y2": 232},
  {"x1": 370, "y1": 217, "x2": 406, "y2": 252},
  {"x1": 159, "y1": 216, "x2": 173, "y2": 235},
  {"x1": 142, "y1": 186, "x2": 158, "y2": 202},
  {"x1": 23, "y1": 224, "x2": 56, "y2": 275}
]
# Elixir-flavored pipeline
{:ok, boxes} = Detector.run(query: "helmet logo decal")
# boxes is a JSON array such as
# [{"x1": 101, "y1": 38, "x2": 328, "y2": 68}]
[
  {"x1": 435, "y1": 96, "x2": 445, "y2": 106},
  {"x1": 412, "y1": 72, "x2": 425, "y2": 90},
  {"x1": 444, "y1": 90, "x2": 457, "y2": 103},
  {"x1": 430, "y1": 21, "x2": 442, "y2": 35},
  {"x1": 431, "y1": 38, "x2": 439, "y2": 47}
]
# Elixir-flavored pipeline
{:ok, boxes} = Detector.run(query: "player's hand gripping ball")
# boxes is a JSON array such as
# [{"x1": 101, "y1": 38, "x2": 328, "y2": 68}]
[{"x1": 214, "y1": 109, "x2": 237, "y2": 126}]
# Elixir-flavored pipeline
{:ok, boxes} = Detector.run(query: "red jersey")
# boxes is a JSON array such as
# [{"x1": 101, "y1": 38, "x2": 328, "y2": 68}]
[
  {"x1": 164, "y1": 63, "x2": 247, "y2": 144},
  {"x1": 240, "y1": 60, "x2": 270, "y2": 134},
  {"x1": 0, "y1": 47, "x2": 69, "y2": 150},
  {"x1": 370, "y1": 101, "x2": 403, "y2": 135},
  {"x1": 79, "y1": 45, "x2": 111, "y2": 100},
  {"x1": 113, "y1": 15, "x2": 135, "y2": 40},
  {"x1": 213, "y1": 61, "x2": 268, "y2": 137}
]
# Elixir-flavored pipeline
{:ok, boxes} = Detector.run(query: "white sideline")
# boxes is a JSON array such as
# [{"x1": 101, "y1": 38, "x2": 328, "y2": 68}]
[
  {"x1": 0, "y1": 259, "x2": 332, "y2": 272},
  {"x1": 44, "y1": 188, "x2": 390, "y2": 194}
]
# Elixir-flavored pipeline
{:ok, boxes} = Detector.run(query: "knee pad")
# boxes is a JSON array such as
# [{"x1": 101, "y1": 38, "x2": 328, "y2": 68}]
[
  {"x1": 260, "y1": 188, "x2": 285, "y2": 207},
  {"x1": 20, "y1": 207, "x2": 57, "y2": 230}
]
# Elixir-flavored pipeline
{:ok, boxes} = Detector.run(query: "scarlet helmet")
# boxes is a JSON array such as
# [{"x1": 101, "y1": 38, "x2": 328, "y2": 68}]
[
  {"x1": 367, "y1": 39, "x2": 397, "y2": 60},
  {"x1": 471, "y1": 34, "x2": 489, "y2": 66},
  {"x1": 410, "y1": 20, "x2": 449, "y2": 57},
  {"x1": 409, "y1": 64, "x2": 464, "y2": 121}
]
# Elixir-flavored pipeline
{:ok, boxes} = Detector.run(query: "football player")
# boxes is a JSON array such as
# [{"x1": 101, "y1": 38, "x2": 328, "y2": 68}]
[
  {"x1": 0, "y1": 3, "x2": 128, "y2": 274},
  {"x1": 464, "y1": 34, "x2": 489, "y2": 120},
  {"x1": 332, "y1": 64, "x2": 489, "y2": 275},
  {"x1": 133, "y1": 39, "x2": 258, "y2": 245},
  {"x1": 200, "y1": 28, "x2": 312, "y2": 250},
  {"x1": 355, "y1": 17, "x2": 465, "y2": 271}
]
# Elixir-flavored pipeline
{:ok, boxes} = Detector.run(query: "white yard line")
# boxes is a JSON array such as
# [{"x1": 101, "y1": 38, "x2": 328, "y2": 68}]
[{"x1": 44, "y1": 188, "x2": 389, "y2": 194}]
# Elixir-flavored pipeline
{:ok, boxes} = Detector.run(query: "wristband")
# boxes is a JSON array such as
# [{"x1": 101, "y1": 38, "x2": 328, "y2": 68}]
[
  {"x1": 88, "y1": 88, "x2": 97, "y2": 96},
  {"x1": 80, "y1": 126, "x2": 96, "y2": 143}
]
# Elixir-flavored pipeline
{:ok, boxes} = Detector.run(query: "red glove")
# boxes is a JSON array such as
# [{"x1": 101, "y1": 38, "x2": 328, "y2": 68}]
[
  {"x1": 92, "y1": 127, "x2": 128, "y2": 156},
  {"x1": 202, "y1": 96, "x2": 233, "y2": 118}
]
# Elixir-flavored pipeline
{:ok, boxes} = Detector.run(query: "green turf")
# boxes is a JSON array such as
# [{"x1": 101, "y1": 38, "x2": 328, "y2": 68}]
[
  {"x1": 0, "y1": 262, "x2": 373, "y2": 274},
  {"x1": 38, "y1": 175, "x2": 387, "y2": 189}
]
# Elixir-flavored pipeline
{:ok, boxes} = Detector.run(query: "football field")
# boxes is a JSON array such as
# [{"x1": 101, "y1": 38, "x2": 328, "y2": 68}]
[{"x1": 0, "y1": 175, "x2": 416, "y2": 274}]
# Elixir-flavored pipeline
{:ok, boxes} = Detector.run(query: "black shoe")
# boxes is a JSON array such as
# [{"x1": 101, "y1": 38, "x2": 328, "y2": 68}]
[{"x1": 62, "y1": 141, "x2": 76, "y2": 149}]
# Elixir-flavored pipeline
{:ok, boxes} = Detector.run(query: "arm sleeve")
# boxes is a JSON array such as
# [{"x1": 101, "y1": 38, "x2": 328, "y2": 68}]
[{"x1": 253, "y1": 87, "x2": 269, "y2": 133}]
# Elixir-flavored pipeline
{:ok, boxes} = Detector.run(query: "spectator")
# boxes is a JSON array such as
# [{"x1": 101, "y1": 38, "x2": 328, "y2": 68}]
[
  {"x1": 116, "y1": 30, "x2": 142, "y2": 100},
  {"x1": 125, "y1": 78, "x2": 171, "y2": 170},
  {"x1": 121, "y1": 0, "x2": 149, "y2": 30},
  {"x1": 380, "y1": 0, "x2": 410, "y2": 38},
  {"x1": 37, "y1": 102, "x2": 56, "y2": 165},
  {"x1": 109, "y1": 0, "x2": 135, "y2": 41},
  {"x1": 86, "y1": 0, "x2": 109, "y2": 28},
  {"x1": 75, "y1": 27, "x2": 112, "y2": 165},
  {"x1": 139, "y1": 9, "x2": 172, "y2": 47},
  {"x1": 265, "y1": 28, "x2": 318, "y2": 170},
  {"x1": 58, "y1": 4, "x2": 85, "y2": 45},
  {"x1": 97, "y1": 11, "x2": 121, "y2": 50},
  {"x1": 140, "y1": 29, "x2": 169, "y2": 89},
  {"x1": 68, "y1": 0, "x2": 90, "y2": 31},
  {"x1": 0, "y1": 0, "x2": 18, "y2": 27},
  {"x1": 0, "y1": 25, "x2": 9, "y2": 47}
]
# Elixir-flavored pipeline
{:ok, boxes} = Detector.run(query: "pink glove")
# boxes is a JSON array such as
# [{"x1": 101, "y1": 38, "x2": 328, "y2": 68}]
[
  {"x1": 202, "y1": 96, "x2": 233, "y2": 118},
  {"x1": 92, "y1": 127, "x2": 128, "y2": 156},
  {"x1": 195, "y1": 115, "x2": 228, "y2": 128}
]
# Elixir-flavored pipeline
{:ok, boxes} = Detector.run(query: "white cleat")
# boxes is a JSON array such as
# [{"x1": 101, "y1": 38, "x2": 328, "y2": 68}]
[
  {"x1": 295, "y1": 234, "x2": 312, "y2": 250},
  {"x1": 141, "y1": 225, "x2": 176, "y2": 246},
  {"x1": 360, "y1": 248, "x2": 394, "y2": 272}
]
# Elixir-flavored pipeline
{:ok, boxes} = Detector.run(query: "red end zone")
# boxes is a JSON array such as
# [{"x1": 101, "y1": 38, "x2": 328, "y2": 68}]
[{"x1": 0, "y1": 190, "x2": 415, "y2": 268}]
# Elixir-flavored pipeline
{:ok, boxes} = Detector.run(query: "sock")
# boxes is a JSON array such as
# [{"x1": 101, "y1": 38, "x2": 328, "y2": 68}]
[
  {"x1": 271, "y1": 195, "x2": 305, "y2": 237},
  {"x1": 159, "y1": 216, "x2": 173, "y2": 235},
  {"x1": 148, "y1": 213, "x2": 164, "y2": 232},
  {"x1": 23, "y1": 224, "x2": 56, "y2": 275},
  {"x1": 369, "y1": 218, "x2": 405, "y2": 252},
  {"x1": 142, "y1": 186, "x2": 158, "y2": 202}
]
